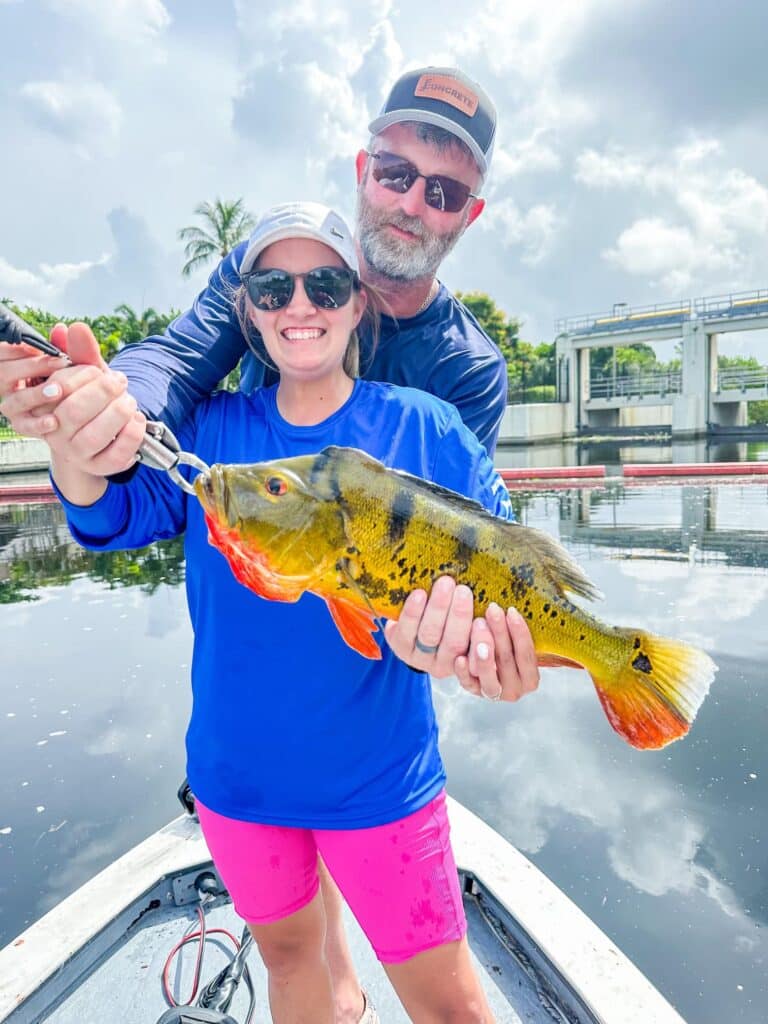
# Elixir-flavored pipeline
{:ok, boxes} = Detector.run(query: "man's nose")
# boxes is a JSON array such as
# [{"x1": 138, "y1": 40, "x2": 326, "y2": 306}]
[{"x1": 397, "y1": 176, "x2": 429, "y2": 218}]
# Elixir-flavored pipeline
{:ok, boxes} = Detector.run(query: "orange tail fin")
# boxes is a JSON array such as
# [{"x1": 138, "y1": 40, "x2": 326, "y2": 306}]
[{"x1": 591, "y1": 631, "x2": 716, "y2": 750}]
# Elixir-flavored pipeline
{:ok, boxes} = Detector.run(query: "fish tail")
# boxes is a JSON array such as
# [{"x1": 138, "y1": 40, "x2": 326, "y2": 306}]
[{"x1": 591, "y1": 630, "x2": 716, "y2": 750}]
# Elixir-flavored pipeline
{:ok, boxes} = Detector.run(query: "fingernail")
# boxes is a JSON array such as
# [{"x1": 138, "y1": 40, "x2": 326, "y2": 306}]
[
  {"x1": 42, "y1": 383, "x2": 60, "y2": 398},
  {"x1": 477, "y1": 642, "x2": 490, "y2": 660},
  {"x1": 508, "y1": 607, "x2": 522, "y2": 622},
  {"x1": 487, "y1": 602, "x2": 502, "y2": 621},
  {"x1": 41, "y1": 417, "x2": 56, "y2": 433}
]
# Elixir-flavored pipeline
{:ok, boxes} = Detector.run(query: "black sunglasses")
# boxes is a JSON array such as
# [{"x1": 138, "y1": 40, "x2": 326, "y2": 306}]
[
  {"x1": 242, "y1": 266, "x2": 358, "y2": 311},
  {"x1": 368, "y1": 150, "x2": 477, "y2": 213}
]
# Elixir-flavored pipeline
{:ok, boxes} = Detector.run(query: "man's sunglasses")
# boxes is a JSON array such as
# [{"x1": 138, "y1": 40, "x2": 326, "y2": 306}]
[
  {"x1": 368, "y1": 151, "x2": 477, "y2": 214},
  {"x1": 242, "y1": 266, "x2": 358, "y2": 311}
]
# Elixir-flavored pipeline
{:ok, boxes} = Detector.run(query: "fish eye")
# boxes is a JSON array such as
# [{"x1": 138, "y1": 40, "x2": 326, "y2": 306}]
[{"x1": 265, "y1": 476, "x2": 287, "y2": 496}]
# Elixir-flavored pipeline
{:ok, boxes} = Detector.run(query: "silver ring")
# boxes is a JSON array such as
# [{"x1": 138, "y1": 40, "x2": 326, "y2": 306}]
[{"x1": 414, "y1": 637, "x2": 440, "y2": 655}]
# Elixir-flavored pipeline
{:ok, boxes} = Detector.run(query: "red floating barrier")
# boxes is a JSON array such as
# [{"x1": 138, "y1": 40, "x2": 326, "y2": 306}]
[
  {"x1": 623, "y1": 462, "x2": 768, "y2": 477},
  {"x1": 497, "y1": 465, "x2": 606, "y2": 482},
  {"x1": 0, "y1": 483, "x2": 55, "y2": 502}
]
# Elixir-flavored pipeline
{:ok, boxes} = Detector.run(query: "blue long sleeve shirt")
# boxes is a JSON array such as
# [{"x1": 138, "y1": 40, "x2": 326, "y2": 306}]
[
  {"x1": 57, "y1": 381, "x2": 513, "y2": 828},
  {"x1": 111, "y1": 244, "x2": 508, "y2": 454}
]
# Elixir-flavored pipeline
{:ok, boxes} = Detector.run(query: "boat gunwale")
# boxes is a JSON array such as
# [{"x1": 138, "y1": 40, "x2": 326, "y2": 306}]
[{"x1": 0, "y1": 800, "x2": 687, "y2": 1024}]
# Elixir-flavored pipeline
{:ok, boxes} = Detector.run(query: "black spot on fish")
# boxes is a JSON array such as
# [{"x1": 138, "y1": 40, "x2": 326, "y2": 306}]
[
  {"x1": 579, "y1": 634, "x2": 585, "y2": 641},
  {"x1": 543, "y1": 603, "x2": 550, "y2": 613},
  {"x1": 388, "y1": 586, "x2": 411, "y2": 606},
  {"x1": 560, "y1": 618, "x2": 565, "y2": 627},
  {"x1": 454, "y1": 522, "x2": 478, "y2": 570},
  {"x1": 387, "y1": 489, "x2": 415, "y2": 546},
  {"x1": 310, "y1": 450, "x2": 339, "y2": 496},
  {"x1": 346, "y1": 546, "x2": 358, "y2": 556},
  {"x1": 633, "y1": 637, "x2": 641, "y2": 649},
  {"x1": 632, "y1": 652, "x2": 653, "y2": 674},
  {"x1": 550, "y1": 610, "x2": 558, "y2": 619},
  {"x1": 419, "y1": 568, "x2": 431, "y2": 579},
  {"x1": 356, "y1": 571, "x2": 388, "y2": 600}
]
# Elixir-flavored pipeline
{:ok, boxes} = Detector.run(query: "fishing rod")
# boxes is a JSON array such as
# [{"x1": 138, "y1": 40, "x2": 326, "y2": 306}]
[{"x1": 0, "y1": 302, "x2": 208, "y2": 492}]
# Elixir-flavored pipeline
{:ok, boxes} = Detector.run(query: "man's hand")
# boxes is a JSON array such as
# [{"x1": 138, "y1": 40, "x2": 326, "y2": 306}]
[
  {"x1": 383, "y1": 576, "x2": 540, "y2": 702},
  {"x1": 1, "y1": 323, "x2": 145, "y2": 476}
]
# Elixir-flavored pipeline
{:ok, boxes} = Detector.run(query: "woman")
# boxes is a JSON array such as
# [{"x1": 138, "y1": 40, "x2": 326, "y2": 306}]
[{"x1": 50, "y1": 202, "x2": 512, "y2": 1023}]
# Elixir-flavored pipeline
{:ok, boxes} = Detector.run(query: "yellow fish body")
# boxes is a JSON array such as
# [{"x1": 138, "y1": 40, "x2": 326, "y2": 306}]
[{"x1": 194, "y1": 445, "x2": 715, "y2": 750}]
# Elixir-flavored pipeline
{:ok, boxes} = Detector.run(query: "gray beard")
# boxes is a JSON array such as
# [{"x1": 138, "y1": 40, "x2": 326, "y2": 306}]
[{"x1": 355, "y1": 189, "x2": 467, "y2": 283}]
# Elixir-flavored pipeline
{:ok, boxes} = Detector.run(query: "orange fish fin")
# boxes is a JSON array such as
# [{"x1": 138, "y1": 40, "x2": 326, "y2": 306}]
[
  {"x1": 591, "y1": 631, "x2": 716, "y2": 750},
  {"x1": 537, "y1": 653, "x2": 584, "y2": 670},
  {"x1": 326, "y1": 598, "x2": 382, "y2": 660}
]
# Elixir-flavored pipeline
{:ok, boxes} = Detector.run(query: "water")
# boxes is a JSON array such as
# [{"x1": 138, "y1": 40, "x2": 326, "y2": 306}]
[
  {"x1": 1, "y1": 486, "x2": 767, "y2": 1023},
  {"x1": 495, "y1": 435, "x2": 768, "y2": 470}
]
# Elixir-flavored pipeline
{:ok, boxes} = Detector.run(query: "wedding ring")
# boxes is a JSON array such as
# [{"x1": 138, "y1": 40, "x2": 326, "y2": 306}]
[{"x1": 414, "y1": 637, "x2": 440, "y2": 655}]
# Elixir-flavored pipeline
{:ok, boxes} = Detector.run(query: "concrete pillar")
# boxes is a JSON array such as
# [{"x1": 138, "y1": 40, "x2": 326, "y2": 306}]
[
  {"x1": 577, "y1": 347, "x2": 591, "y2": 430},
  {"x1": 555, "y1": 333, "x2": 581, "y2": 435},
  {"x1": 672, "y1": 321, "x2": 716, "y2": 437}
]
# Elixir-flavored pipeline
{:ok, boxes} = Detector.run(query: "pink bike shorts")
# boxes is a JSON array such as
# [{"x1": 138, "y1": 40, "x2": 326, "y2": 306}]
[{"x1": 195, "y1": 790, "x2": 467, "y2": 963}]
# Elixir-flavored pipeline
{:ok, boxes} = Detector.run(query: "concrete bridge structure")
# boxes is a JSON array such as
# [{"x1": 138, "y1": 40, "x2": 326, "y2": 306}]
[{"x1": 499, "y1": 289, "x2": 768, "y2": 445}]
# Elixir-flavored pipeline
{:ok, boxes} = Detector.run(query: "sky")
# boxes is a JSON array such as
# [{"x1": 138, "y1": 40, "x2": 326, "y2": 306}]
[{"x1": 2, "y1": 0, "x2": 768, "y2": 359}]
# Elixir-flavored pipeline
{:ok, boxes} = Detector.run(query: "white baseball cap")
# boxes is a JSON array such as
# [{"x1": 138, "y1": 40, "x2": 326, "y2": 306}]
[{"x1": 240, "y1": 202, "x2": 360, "y2": 276}]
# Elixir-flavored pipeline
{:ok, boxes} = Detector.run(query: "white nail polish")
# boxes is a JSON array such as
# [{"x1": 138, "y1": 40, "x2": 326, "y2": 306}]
[
  {"x1": 477, "y1": 642, "x2": 490, "y2": 660},
  {"x1": 42, "y1": 383, "x2": 60, "y2": 398}
]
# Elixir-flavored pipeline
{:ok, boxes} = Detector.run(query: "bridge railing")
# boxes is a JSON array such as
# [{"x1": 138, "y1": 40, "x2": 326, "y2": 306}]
[
  {"x1": 717, "y1": 368, "x2": 768, "y2": 392},
  {"x1": 589, "y1": 371, "x2": 683, "y2": 400},
  {"x1": 558, "y1": 288, "x2": 768, "y2": 337},
  {"x1": 694, "y1": 289, "x2": 768, "y2": 321},
  {"x1": 556, "y1": 301, "x2": 691, "y2": 337}
]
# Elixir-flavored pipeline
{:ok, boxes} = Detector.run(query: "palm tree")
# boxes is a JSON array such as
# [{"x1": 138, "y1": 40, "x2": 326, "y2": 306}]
[
  {"x1": 114, "y1": 304, "x2": 173, "y2": 343},
  {"x1": 178, "y1": 198, "x2": 256, "y2": 277}
]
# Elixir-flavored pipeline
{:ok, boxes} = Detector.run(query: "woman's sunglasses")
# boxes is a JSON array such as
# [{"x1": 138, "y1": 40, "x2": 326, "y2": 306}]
[
  {"x1": 368, "y1": 151, "x2": 477, "y2": 213},
  {"x1": 242, "y1": 266, "x2": 358, "y2": 311}
]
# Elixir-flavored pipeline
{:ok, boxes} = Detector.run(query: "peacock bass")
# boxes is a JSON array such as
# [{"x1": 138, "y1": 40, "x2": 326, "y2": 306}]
[{"x1": 193, "y1": 445, "x2": 715, "y2": 751}]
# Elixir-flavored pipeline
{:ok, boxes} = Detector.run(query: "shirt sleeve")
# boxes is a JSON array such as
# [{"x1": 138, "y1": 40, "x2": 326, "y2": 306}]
[
  {"x1": 440, "y1": 348, "x2": 508, "y2": 456},
  {"x1": 109, "y1": 245, "x2": 249, "y2": 432},
  {"x1": 52, "y1": 406, "x2": 197, "y2": 552},
  {"x1": 54, "y1": 466, "x2": 188, "y2": 550},
  {"x1": 429, "y1": 409, "x2": 514, "y2": 521}
]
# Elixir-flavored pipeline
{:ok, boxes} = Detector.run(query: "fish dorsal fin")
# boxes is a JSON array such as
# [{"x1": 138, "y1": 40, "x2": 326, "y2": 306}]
[
  {"x1": 513, "y1": 522, "x2": 602, "y2": 602},
  {"x1": 325, "y1": 597, "x2": 382, "y2": 660},
  {"x1": 318, "y1": 445, "x2": 491, "y2": 516}
]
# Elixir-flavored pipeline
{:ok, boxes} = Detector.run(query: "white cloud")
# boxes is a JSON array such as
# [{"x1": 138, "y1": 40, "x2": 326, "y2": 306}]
[
  {"x1": 19, "y1": 80, "x2": 123, "y2": 155},
  {"x1": 604, "y1": 217, "x2": 736, "y2": 292},
  {"x1": 0, "y1": 255, "x2": 109, "y2": 308},
  {"x1": 485, "y1": 197, "x2": 560, "y2": 265},
  {"x1": 491, "y1": 134, "x2": 562, "y2": 182},
  {"x1": 577, "y1": 141, "x2": 768, "y2": 292},
  {"x1": 46, "y1": 0, "x2": 170, "y2": 44}
]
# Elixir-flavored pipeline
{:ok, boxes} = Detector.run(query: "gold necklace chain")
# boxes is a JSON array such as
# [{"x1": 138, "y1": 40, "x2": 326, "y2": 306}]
[{"x1": 414, "y1": 280, "x2": 438, "y2": 315}]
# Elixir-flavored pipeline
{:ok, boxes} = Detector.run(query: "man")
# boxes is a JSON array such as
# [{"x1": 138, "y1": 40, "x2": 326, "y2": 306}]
[{"x1": 1, "y1": 66, "x2": 539, "y2": 1024}]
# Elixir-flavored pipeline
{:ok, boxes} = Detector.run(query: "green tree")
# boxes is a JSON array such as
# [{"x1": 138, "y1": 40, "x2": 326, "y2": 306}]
[
  {"x1": 456, "y1": 291, "x2": 556, "y2": 401},
  {"x1": 178, "y1": 198, "x2": 256, "y2": 278},
  {"x1": 114, "y1": 304, "x2": 176, "y2": 345}
]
